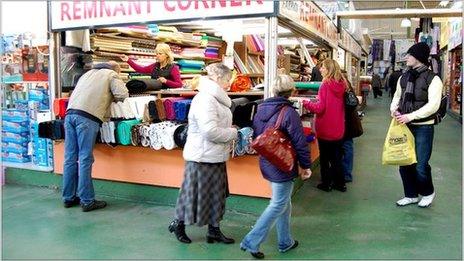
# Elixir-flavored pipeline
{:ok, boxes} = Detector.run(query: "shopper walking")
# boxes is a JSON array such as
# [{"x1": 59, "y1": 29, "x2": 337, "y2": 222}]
[
  {"x1": 303, "y1": 59, "x2": 346, "y2": 192},
  {"x1": 388, "y1": 69, "x2": 403, "y2": 98},
  {"x1": 63, "y1": 61, "x2": 129, "y2": 212},
  {"x1": 121, "y1": 43, "x2": 183, "y2": 88},
  {"x1": 169, "y1": 63, "x2": 237, "y2": 244},
  {"x1": 341, "y1": 72, "x2": 359, "y2": 183},
  {"x1": 240, "y1": 74, "x2": 312, "y2": 259},
  {"x1": 390, "y1": 42, "x2": 443, "y2": 208},
  {"x1": 372, "y1": 73, "x2": 383, "y2": 98}
]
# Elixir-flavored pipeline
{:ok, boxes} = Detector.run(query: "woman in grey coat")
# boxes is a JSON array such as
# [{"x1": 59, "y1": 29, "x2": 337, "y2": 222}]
[{"x1": 169, "y1": 63, "x2": 238, "y2": 244}]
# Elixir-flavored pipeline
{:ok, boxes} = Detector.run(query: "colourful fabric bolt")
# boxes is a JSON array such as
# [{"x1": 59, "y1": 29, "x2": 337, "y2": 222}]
[
  {"x1": 163, "y1": 97, "x2": 185, "y2": 120},
  {"x1": 116, "y1": 119, "x2": 141, "y2": 145},
  {"x1": 174, "y1": 99, "x2": 192, "y2": 121}
]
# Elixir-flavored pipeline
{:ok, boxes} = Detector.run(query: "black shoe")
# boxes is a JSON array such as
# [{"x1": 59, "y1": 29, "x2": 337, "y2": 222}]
[
  {"x1": 317, "y1": 183, "x2": 332, "y2": 192},
  {"x1": 206, "y1": 225, "x2": 235, "y2": 244},
  {"x1": 333, "y1": 185, "x2": 347, "y2": 192},
  {"x1": 281, "y1": 240, "x2": 299, "y2": 253},
  {"x1": 63, "y1": 197, "x2": 80, "y2": 208},
  {"x1": 241, "y1": 247, "x2": 264, "y2": 259},
  {"x1": 81, "y1": 200, "x2": 107, "y2": 212},
  {"x1": 169, "y1": 219, "x2": 192, "y2": 244}
]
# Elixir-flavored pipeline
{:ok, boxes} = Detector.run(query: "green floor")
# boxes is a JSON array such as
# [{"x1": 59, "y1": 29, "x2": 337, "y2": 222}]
[{"x1": 2, "y1": 96, "x2": 462, "y2": 260}]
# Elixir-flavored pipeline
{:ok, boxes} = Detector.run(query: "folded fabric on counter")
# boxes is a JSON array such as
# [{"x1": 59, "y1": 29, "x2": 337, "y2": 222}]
[
  {"x1": 126, "y1": 79, "x2": 163, "y2": 94},
  {"x1": 163, "y1": 97, "x2": 186, "y2": 120},
  {"x1": 174, "y1": 99, "x2": 192, "y2": 121},
  {"x1": 234, "y1": 127, "x2": 254, "y2": 157}
]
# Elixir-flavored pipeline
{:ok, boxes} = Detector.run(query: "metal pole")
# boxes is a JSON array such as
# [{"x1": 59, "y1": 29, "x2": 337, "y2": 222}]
[
  {"x1": 264, "y1": 16, "x2": 278, "y2": 98},
  {"x1": 49, "y1": 32, "x2": 61, "y2": 119}
]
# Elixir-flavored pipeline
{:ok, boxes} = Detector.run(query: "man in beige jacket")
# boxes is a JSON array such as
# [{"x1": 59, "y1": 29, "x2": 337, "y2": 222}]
[{"x1": 63, "y1": 61, "x2": 128, "y2": 212}]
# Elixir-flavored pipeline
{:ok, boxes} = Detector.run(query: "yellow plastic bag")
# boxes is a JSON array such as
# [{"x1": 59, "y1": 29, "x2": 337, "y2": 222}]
[{"x1": 382, "y1": 119, "x2": 417, "y2": 166}]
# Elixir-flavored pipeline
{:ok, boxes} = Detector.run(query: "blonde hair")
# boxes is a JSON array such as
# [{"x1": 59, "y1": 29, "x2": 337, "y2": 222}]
[
  {"x1": 272, "y1": 74, "x2": 295, "y2": 97},
  {"x1": 155, "y1": 43, "x2": 174, "y2": 64},
  {"x1": 322, "y1": 59, "x2": 343, "y2": 82}
]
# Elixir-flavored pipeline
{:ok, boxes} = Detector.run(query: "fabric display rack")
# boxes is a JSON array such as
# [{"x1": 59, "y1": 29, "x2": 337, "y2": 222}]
[
  {"x1": 449, "y1": 46, "x2": 462, "y2": 117},
  {"x1": 1, "y1": 34, "x2": 53, "y2": 171},
  {"x1": 45, "y1": 1, "x2": 366, "y2": 198}
]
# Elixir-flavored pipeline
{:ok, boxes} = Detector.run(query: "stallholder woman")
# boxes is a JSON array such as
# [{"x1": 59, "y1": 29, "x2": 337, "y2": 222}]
[{"x1": 121, "y1": 43, "x2": 183, "y2": 88}]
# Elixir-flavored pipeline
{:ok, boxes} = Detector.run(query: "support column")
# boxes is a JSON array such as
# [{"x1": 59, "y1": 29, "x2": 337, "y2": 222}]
[
  {"x1": 264, "y1": 17, "x2": 278, "y2": 98},
  {"x1": 49, "y1": 32, "x2": 61, "y2": 118}
]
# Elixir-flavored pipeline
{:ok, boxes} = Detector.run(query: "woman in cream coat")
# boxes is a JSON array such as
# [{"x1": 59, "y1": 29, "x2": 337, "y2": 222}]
[{"x1": 169, "y1": 63, "x2": 238, "y2": 244}]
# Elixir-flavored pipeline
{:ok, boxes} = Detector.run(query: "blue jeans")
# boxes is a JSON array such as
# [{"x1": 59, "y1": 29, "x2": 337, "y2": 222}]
[
  {"x1": 399, "y1": 124, "x2": 434, "y2": 197},
  {"x1": 240, "y1": 180, "x2": 295, "y2": 253},
  {"x1": 342, "y1": 138, "x2": 354, "y2": 181},
  {"x1": 62, "y1": 114, "x2": 100, "y2": 205}
]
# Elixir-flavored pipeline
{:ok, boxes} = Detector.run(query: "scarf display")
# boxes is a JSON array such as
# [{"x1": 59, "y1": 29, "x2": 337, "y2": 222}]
[{"x1": 400, "y1": 65, "x2": 428, "y2": 113}]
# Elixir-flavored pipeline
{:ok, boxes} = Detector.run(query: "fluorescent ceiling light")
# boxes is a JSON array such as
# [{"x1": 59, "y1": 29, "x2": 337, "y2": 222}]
[
  {"x1": 400, "y1": 18, "x2": 412, "y2": 27},
  {"x1": 439, "y1": 1, "x2": 450, "y2": 7},
  {"x1": 451, "y1": 1, "x2": 463, "y2": 9}
]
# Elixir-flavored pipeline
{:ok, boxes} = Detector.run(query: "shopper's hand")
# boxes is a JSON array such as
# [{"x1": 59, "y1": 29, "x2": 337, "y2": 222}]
[
  {"x1": 395, "y1": 113, "x2": 411, "y2": 124},
  {"x1": 158, "y1": 77, "x2": 167, "y2": 84},
  {"x1": 391, "y1": 110, "x2": 401, "y2": 117},
  {"x1": 120, "y1": 55, "x2": 129, "y2": 62},
  {"x1": 299, "y1": 168, "x2": 312, "y2": 180}
]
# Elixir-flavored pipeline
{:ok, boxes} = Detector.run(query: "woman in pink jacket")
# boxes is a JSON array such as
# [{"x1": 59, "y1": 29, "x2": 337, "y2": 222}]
[{"x1": 303, "y1": 59, "x2": 347, "y2": 192}]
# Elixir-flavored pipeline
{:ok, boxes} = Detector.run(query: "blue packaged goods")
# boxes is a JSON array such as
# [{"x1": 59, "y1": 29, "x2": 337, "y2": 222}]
[
  {"x1": 2, "y1": 131, "x2": 30, "y2": 144},
  {"x1": 2, "y1": 109, "x2": 28, "y2": 122},
  {"x1": 28, "y1": 89, "x2": 49, "y2": 101},
  {"x1": 2, "y1": 152, "x2": 31, "y2": 163},
  {"x1": 2, "y1": 141, "x2": 29, "y2": 155},
  {"x1": 2, "y1": 120, "x2": 29, "y2": 133}
]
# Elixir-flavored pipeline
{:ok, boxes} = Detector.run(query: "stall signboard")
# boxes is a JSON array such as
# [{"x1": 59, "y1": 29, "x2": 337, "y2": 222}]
[
  {"x1": 448, "y1": 18, "x2": 463, "y2": 50},
  {"x1": 339, "y1": 29, "x2": 363, "y2": 59},
  {"x1": 49, "y1": 0, "x2": 276, "y2": 31},
  {"x1": 279, "y1": 1, "x2": 338, "y2": 48}
]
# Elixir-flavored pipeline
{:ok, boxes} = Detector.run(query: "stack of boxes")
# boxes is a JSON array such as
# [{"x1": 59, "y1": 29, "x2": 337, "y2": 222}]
[
  {"x1": 2, "y1": 109, "x2": 31, "y2": 163},
  {"x1": 28, "y1": 86, "x2": 53, "y2": 167},
  {"x1": 1, "y1": 84, "x2": 54, "y2": 167}
]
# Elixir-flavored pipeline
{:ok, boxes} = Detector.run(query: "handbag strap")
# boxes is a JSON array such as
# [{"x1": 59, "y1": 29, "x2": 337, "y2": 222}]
[{"x1": 274, "y1": 106, "x2": 288, "y2": 129}]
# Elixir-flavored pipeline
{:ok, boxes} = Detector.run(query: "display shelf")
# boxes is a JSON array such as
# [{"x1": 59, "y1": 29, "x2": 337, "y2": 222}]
[
  {"x1": 2, "y1": 162, "x2": 53, "y2": 172},
  {"x1": 140, "y1": 89, "x2": 264, "y2": 97},
  {"x1": 2, "y1": 81, "x2": 49, "y2": 84},
  {"x1": 239, "y1": 73, "x2": 264, "y2": 77}
]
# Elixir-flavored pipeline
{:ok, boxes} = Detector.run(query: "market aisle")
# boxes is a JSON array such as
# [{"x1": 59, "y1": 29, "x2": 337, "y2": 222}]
[{"x1": 2, "y1": 96, "x2": 462, "y2": 259}]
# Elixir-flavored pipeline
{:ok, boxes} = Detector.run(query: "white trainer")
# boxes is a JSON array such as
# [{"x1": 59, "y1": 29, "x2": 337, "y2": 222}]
[
  {"x1": 418, "y1": 192, "x2": 435, "y2": 208},
  {"x1": 396, "y1": 197, "x2": 419, "y2": 206}
]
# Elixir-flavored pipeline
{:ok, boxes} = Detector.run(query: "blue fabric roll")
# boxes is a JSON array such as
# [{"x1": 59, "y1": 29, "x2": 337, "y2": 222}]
[
  {"x1": 177, "y1": 59, "x2": 205, "y2": 69},
  {"x1": 174, "y1": 99, "x2": 192, "y2": 121}
]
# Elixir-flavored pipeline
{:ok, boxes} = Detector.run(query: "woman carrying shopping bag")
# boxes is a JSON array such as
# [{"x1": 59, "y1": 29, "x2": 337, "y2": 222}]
[{"x1": 240, "y1": 74, "x2": 312, "y2": 259}]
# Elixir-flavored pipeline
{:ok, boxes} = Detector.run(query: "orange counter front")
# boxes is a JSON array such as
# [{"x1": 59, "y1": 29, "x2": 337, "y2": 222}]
[{"x1": 54, "y1": 142, "x2": 319, "y2": 198}]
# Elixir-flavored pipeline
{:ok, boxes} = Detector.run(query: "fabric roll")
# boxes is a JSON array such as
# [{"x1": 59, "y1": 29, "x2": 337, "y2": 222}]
[
  {"x1": 148, "y1": 100, "x2": 159, "y2": 122},
  {"x1": 177, "y1": 59, "x2": 205, "y2": 69},
  {"x1": 294, "y1": 81, "x2": 322, "y2": 90},
  {"x1": 174, "y1": 124, "x2": 188, "y2": 148},
  {"x1": 174, "y1": 99, "x2": 192, "y2": 121},
  {"x1": 126, "y1": 79, "x2": 163, "y2": 94},
  {"x1": 163, "y1": 97, "x2": 185, "y2": 120},
  {"x1": 126, "y1": 96, "x2": 156, "y2": 119},
  {"x1": 234, "y1": 127, "x2": 254, "y2": 156},
  {"x1": 116, "y1": 119, "x2": 141, "y2": 145},
  {"x1": 230, "y1": 97, "x2": 250, "y2": 113},
  {"x1": 121, "y1": 99, "x2": 135, "y2": 119},
  {"x1": 162, "y1": 122, "x2": 181, "y2": 150},
  {"x1": 155, "y1": 99, "x2": 166, "y2": 121},
  {"x1": 149, "y1": 123, "x2": 163, "y2": 150},
  {"x1": 109, "y1": 121, "x2": 116, "y2": 143},
  {"x1": 140, "y1": 125, "x2": 151, "y2": 147},
  {"x1": 232, "y1": 101, "x2": 258, "y2": 128}
]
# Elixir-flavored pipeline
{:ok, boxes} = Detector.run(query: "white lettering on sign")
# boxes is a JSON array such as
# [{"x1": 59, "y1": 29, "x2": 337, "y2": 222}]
[{"x1": 50, "y1": 0, "x2": 274, "y2": 31}]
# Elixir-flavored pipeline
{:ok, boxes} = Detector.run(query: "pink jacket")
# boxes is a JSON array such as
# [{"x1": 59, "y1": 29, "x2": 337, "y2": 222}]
[
  {"x1": 127, "y1": 59, "x2": 183, "y2": 88},
  {"x1": 303, "y1": 79, "x2": 346, "y2": 141}
]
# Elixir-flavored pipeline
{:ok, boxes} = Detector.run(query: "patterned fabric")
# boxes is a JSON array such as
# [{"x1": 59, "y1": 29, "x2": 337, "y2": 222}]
[{"x1": 175, "y1": 161, "x2": 229, "y2": 227}]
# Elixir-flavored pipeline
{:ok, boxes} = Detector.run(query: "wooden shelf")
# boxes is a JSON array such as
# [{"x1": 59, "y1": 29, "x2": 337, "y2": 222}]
[
  {"x1": 248, "y1": 51, "x2": 264, "y2": 56},
  {"x1": 239, "y1": 73, "x2": 264, "y2": 77},
  {"x1": 134, "y1": 89, "x2": 264, "y2": 97}
]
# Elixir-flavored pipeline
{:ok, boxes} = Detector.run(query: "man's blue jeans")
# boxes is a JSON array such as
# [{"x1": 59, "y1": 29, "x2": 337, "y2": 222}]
[
  {"x1": 342, "y1": 138, "x2": 354, "y2": 181},
  {"x1": 62, "y1": 114, "x2": 100, "y2": 205},
  {"x1": 399, "y1": 124, "x2": 434, "y2": 197},
  {"x1": 240, "y1": 180, "x2": 295, "y2": 253}
]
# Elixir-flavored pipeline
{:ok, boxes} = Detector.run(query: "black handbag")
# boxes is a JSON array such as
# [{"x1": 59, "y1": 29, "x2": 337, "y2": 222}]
[{"x1": 345, "y1": 90, "x2": 359, "y2": 108}]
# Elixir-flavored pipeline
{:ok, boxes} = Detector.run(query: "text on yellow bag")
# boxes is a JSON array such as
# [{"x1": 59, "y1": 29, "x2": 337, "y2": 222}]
[{"x1": 382, "y1": 119, "x2": 417, "y2": 166}]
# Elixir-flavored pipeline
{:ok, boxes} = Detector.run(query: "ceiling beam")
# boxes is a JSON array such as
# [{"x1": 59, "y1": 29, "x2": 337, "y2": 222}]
[{"x1": 336, "y1": 8, "x2": 461, "y2": 19}]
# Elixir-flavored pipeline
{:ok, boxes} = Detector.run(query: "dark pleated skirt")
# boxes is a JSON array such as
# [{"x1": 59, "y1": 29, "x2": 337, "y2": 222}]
[{"x1": 175, "y1": 161, "x2": 229, "y2": 226}]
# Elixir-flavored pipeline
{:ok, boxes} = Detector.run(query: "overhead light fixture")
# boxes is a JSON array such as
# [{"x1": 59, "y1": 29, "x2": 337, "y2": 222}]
[
  {"x1": 400, "y1": 18, "x2": 412, "y2": 28},
  {"x1": 439, "y1": 1, "x2": 450, "y2": 7}
]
